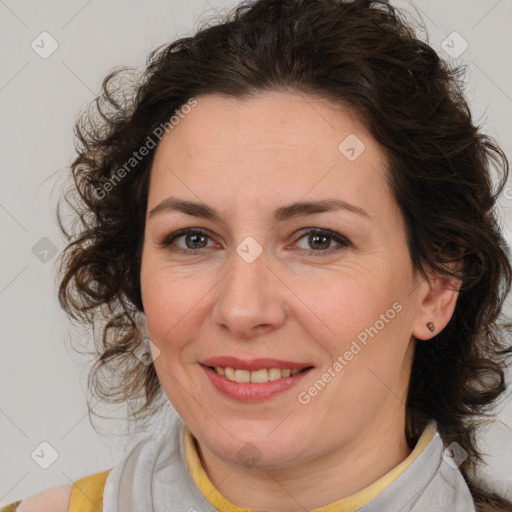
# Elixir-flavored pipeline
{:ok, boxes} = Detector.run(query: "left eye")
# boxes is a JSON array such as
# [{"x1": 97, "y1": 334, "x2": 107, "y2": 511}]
[{"x1": 293, "y1": 228, "x2": 351, "y2": 254}]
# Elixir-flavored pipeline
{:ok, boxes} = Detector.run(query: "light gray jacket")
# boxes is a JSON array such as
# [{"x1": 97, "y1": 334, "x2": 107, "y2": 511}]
[{"x1": 103, "y1": 419, "x2": 476, "y2": 512}]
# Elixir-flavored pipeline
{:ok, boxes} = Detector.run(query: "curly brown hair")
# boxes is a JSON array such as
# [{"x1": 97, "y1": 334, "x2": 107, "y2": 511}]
[{"x1": 58, "y1": 0, "x2": 512, "y2": 508}]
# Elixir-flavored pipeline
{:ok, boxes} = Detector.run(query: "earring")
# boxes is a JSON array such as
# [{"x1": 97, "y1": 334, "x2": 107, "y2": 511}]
[{"x1": 426, "y1": 321, "x2": 436, "y2": 333}]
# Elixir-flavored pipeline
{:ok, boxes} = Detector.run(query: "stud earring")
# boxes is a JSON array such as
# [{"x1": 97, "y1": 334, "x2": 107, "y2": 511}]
[{"x1": 426, "y1": 321, "x2": 436, "y2": 333}]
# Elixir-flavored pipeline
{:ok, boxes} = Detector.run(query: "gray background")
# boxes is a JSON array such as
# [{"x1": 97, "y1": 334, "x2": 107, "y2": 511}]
[{"x1": 1, "y1": 0, "x2": 511, "y2": 504}]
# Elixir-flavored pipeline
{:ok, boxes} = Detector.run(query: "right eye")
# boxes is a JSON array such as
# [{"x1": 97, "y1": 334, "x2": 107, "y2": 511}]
[{"x1": 159, "y1": 227, "x2": 219, "y2": 254}]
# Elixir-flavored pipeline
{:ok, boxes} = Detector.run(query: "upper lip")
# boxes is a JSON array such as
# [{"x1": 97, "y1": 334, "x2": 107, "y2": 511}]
[{"x1": 200, "y1": 356, "x2": 314, "y2": 371}]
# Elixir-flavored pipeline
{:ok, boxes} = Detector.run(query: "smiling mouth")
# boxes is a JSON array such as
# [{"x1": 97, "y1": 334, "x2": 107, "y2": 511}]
[{"x1": 204, "y1": 365, "x2": 313, "y2": 383}]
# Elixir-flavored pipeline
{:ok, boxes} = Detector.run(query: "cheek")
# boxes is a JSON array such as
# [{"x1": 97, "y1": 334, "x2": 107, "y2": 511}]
[
  {"x1": 297, "y1": 264, "x2": 404, "y2": 340},
  {"x1": 140, "y1": 261, "x2": 219, "y2": 364},
  {"x1": 298, "y1": 284, "x2": 411, "y2": 423},
  {"x1": 140, "y1": 257, "x2": 180, "y2": 341},
  {"x1": 140, "y1": 269, "x2": 203, "y2": 402},
  {"x1": 142, "y1": 275, "x2": 191, "y2": 342},
  {"x1": 298, "y1": 263, "x2": 413, "y2": 386}
]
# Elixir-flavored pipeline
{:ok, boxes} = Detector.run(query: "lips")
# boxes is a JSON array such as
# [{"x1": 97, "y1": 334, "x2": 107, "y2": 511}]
[{"x1": 200, "y1": 356, "x2": 314, "y2": 401}]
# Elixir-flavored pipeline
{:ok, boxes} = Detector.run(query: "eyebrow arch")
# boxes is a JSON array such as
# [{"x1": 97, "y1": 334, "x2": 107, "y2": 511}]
[{"x1": 148, "y1": 197, "x2": 370, "y2": 222}]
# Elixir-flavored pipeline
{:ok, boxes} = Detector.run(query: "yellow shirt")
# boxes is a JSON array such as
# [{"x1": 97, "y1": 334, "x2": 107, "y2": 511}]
[{"x1": 182, "y1": 423, "x2": 436, "y2": 512}]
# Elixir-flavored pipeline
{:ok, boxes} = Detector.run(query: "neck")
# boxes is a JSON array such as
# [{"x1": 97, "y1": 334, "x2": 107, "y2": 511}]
[{"x1": 195, "y1": 412, "x2": 412, "y2": 512}]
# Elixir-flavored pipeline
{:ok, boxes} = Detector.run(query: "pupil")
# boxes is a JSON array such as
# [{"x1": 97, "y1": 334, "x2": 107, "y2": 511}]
[
  {"x1": 187, "y1": 234, "x2": 206, "y2": 249},
  {"x1": 310, "y1": 234, "x2": 329, "y2": 250}
]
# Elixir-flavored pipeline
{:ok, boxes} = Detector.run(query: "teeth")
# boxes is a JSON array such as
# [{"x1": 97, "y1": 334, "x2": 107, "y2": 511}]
[
  {"x1": 234, "y1": 369, "x2": 251, "y2": 383},
  {"x1": 268, "y1": 368, "x2": 282, "y2": 381},
  {"x1": 216, "y1": 366, "x2": 305, "y2": 383},
  {"x1": 251, "y1": 369, "x2": 268, "y2": 383}
]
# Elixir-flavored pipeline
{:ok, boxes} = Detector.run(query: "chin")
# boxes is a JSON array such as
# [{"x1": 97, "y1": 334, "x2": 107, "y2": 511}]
[{"x1": 197, "y1": 422, "x2": 311, "y2": 470}]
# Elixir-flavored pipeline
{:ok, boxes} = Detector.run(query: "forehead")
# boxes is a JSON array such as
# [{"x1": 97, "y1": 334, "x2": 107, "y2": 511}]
[{"x1": 148, "y1": 91, "x2": 393, "y2": 220}]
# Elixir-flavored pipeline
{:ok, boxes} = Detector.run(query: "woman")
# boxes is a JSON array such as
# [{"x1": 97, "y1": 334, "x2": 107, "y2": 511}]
[{"x1": 5, "y1": 0, "x2": 512, "y2": 510}]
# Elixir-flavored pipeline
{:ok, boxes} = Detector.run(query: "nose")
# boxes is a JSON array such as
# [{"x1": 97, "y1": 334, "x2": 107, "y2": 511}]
[{"x1": 211, "y1": 245, "x2": 287, "y2": 340}]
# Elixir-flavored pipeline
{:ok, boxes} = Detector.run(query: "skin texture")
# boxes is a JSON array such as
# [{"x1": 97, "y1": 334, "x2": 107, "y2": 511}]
[
  {"x1": 140, "y1": 91, "x2": 460, "y2": 511},
  {"x1": 16, "y1": 485, "x2": 71, "y2": 512}
]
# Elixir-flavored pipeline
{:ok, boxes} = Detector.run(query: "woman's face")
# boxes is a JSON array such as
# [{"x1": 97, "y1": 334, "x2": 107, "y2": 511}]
[{"x1": 140, "y1": 91, "x2": 436, "y2": 469}]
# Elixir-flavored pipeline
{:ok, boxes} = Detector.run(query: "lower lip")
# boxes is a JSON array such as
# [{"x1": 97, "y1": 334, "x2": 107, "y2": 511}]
[{"x1": 201, "y1": 365, "x2": 313, "y2": 402}]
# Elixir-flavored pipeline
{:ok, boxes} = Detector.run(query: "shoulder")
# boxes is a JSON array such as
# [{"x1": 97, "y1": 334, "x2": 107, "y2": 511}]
[
  {"x1": 13, "y1": 484, "x2": 72, "y2": 512},
  {"x1": 2, "y1": 468, "x2": 110, "y2": 512}
]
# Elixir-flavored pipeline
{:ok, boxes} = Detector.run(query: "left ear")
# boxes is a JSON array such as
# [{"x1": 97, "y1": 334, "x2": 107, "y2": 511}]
[{"x1": 411, "y1": 267, "x2": 462, "y2": 341}]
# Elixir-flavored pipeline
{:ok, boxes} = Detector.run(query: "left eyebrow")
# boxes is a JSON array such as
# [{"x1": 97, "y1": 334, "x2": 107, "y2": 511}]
[
  {"x1": 148, "y1": 197, "x2": 370, "y2": 222},
  {"x1": 273, "y1": 199, "x2": 370, "y2": 221}
]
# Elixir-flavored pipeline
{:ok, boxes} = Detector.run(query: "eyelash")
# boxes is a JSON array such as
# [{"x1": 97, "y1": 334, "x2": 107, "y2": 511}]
[{"x1": 159, "y1": 227, "x2": 351, "y2": 256}]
